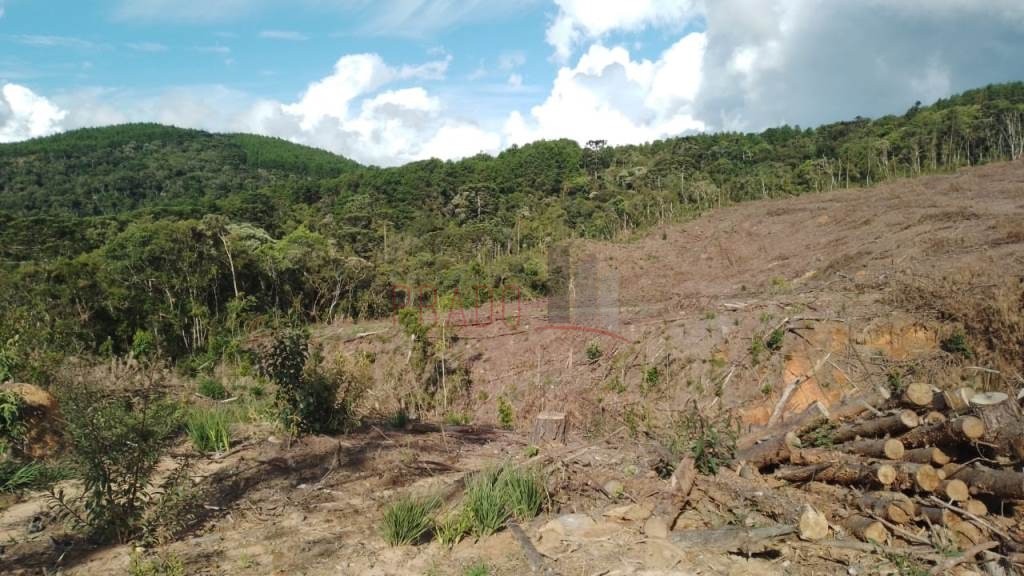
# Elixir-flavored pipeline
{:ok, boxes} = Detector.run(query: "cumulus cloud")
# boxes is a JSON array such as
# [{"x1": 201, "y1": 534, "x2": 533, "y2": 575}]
[
  {"x1": 0, "y1": 84, "x2": 67, "y2": 142},
  {"x1": 546, "y1": 0, "x2": 698, "y2": 60},
  {"x1": 506, "y1": 33, "x2": 706, "y2": 146},
  {"x1": 48, "y1": 53, "x2": 496, "y2": 166}
]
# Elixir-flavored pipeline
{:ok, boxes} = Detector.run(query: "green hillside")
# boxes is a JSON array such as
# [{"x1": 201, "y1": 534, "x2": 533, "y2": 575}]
[{"x1": 0, "y1": 83, "x2": 1022, "y2": 377}]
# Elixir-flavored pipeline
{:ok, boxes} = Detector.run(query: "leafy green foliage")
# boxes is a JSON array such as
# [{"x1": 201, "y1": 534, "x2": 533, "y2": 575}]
[
  {"x1": 434, "y1": 508, "x2": 473, "y2": 548},
  {"x1": 380, "y1": 494, "x2": 439, "y2": 546},
  {"x1": 463, "y1": 563, "x2": 491, "y2": 576},
  {"x1": 463, "y1": 464, "x2": 545, "y2": 536},
  {"x1": 667, "y1": 403, "x2": 740, "y2": 475},
  {"x1": 185, "y1": 408, "x2": 232, "y2": 454},
  {"x1": 765, "y1": 328, "x2": 785, "y2": 351},
  {"x1": 197, "y1": 378, "x2": 228, "y2": 400},
  {"x1": 585, "y1": 341, "x2": 602, "y2": 361},
  {"x1": 497, "y1": 397, "x2": 515, "y2": 430},
  {"x1": 0, "y1": 85, "x2": 1023, "y2": 378},
  {"x1": 0, "y1": 390, "x2": 25, "y2": 458},
  {"x1": 257, "y1": 329, "x2": 364, "y2": 435},
  {"x1": 940, "y1": 330, "x2": 973, "y2": 358},
  {"x1": 51, "y1": 364, "x2": 183, "y2": 543},
  {"x1": 129, "y1": 550, "x2": 186, "y2": 576}
]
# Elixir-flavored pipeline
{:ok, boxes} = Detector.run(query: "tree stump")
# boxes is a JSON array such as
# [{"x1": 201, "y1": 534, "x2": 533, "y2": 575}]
[{"x1": 531, "y1": 412, "x2": 568, "y2": 445}]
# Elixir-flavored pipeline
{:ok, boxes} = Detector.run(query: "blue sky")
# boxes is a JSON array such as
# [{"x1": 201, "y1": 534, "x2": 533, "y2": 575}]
[{"x1": 2, "y1": 1, "x2": 1023, "y2": 165}]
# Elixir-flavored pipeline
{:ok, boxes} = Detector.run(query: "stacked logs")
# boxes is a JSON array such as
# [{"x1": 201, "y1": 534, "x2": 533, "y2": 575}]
[{"x1": 738, "y1": 384, "x2": 1024, "y2": 548}]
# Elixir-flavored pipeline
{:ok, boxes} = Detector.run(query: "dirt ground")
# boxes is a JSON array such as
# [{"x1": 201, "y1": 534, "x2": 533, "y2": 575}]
[{"x1": 3, "y1": 159, "x2": 1023, "y2": 575}]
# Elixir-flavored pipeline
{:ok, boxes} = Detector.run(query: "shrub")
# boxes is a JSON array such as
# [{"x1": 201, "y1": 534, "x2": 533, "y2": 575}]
[
  {"x1": 0, "y1": 390, "x2": 25, "y2": 457},
  {"x1": 51, "y1": 364, "x2": 183, "y2": 543},
  {"x1": 940, "y1": 330, "x2": 973, "y2": 358},
  {"x1": 381, "y1": 494, "x2": 439, "y2": 546},
  {"x1": 444, "y1": 412, "x2": 471, "y2": 426},
  {"x1": 197, "y1": 378, "x2": 228, "y2": 400},
  {"x1": 666, "y1": 401, "x2": 739, "y2": 475},
  {"x1": 585, "y1": 341, "x2": 602, "y2": 361},
  {"x1": 258, "y1": 329, "x2": 364, "y2": 435},
  {"x1": 765, "y1": 328, "x2": 785, "y2": 351},
  {"x1": 497, "y1": 397, "x2": 514, "y2": 430},
  {"x1": 186, "y1": 408, "x2": 232, "y2": 454}
]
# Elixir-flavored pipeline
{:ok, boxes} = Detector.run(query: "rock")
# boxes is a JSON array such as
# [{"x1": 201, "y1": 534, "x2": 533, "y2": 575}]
[
  {"x1": 643, "y1": 516, "x2": 670, "y2": 539},
  {"x1": 603, "y1": 479, "x2": 624, "y2": 498},
  {"x1": 540, "y1": 513, "x2": 596, "y2": 538},
  {"x1": 0, "y1": 383, "x2": 62, "y2": 459},
  {"x1": 798, "y1": 505, "x2": 829, "y2": 541},
  {"x1": 604, "y1": 503, "x2": 653, "y2": 522}
]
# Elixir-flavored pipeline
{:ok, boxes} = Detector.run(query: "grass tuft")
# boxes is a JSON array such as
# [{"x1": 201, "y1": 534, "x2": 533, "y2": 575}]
[
  {"x1": 381, "y1": 494, "x2": 439, "y2": 546},
  {"x1": 185, "y1": 408, "x2": 232, "y2": 454}
]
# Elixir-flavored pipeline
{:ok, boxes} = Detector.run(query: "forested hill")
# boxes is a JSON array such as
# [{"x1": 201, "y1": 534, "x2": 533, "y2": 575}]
[{"x1": 0, "y1": 82, "x2": 1022, "y2": 373}]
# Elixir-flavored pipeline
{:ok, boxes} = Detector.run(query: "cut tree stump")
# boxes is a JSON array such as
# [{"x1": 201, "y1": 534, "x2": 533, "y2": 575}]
[
  {"x1": 831, "y1": 410, "x2": 919, "y2": 444},
  {"x1": 845, "y1": 514, "x2": 889, "y2": 544},
  {"x1": 890, "y1": 463, "x2": 941, "y2": 493},
  {"x1": 531, "y1": 412, "x2": 568, "y2": 445}
]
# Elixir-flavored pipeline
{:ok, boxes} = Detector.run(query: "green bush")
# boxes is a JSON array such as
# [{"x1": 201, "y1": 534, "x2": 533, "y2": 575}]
[
  {"x1": 51, "y1": 364, "x2": 183, "y2": 543},
  {"x1": 186, "y1": 408, "x2": 232, "y2": 454},
  {"x1": 258, "y1": 329, "x2": 363, "y2": 435},
  {"x1": 497, "y1": 398, "x2": 514, "y2": 430},
  {"x1": 464, "y1": 563, "x2": 490, "y2": 576},
  {"x1": 940, "y1": 330, "x2": 973, "y2": 358},
  {"x1": 666, "y1": 402, "x2": 740, "y2": 475},
  {"x1": 380, "y1": 494, "x2": 439, "y2": 546},
  {"x1": 197, "y1": 378, "x2": 228, "y2": 400},
  {"x1": 585, "y1": 341, "x2": 602, "y2": 361},
  {"x1": 0, "y1": 390, "x2": 25, "y2": 458}
]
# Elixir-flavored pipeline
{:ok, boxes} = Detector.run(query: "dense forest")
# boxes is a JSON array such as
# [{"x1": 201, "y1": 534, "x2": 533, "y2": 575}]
[{"x1": 1, "y1": 82, "x2": 1022, "y2": 380}]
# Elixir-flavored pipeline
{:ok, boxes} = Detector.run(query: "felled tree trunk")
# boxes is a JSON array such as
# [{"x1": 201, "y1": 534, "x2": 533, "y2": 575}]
[
  {"x1": 860, "y1": 491, "x2": 917, "y2": 524},
  {"x1": 837, "y1": 438, "x2": 905, "y2": 460},
  {"x1": 845, "y1": 514, "x2": 889, "y2": 543},
  {"x1": 775, "y1": 462, "x2": 897, "y2": 488},
  {"x1": 945, "y1": 465, "x2": 1024, "y2": 500},
  {"x1": 972, "y1": 400, "x2": 1024, "y2": 460},
  {"x1": 737, "y1": 431, "x2": 801, "y2": 469},
  {"x1": 904, "y1": 446, "x2": 950, "y2": 466},
  {"x1": 831, "y1": 410, "x2": 919, "y2": 444},
  {"x1": 899, "y1": 416, "x2": 985, "y2": 448}
]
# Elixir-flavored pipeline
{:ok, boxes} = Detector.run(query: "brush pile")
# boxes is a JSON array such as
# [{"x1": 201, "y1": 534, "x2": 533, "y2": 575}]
[{"x1": 738, "y1": 384, "x2": 1024, "y2": 562}]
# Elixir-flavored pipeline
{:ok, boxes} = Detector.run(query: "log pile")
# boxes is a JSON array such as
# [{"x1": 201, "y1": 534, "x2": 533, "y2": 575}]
[{"x1": 738, "y1": 384, "x2": 1024, "y2": 552}]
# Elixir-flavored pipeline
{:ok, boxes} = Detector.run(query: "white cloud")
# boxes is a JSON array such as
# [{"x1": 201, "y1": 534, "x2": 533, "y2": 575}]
[
  {"x1": 0, "y1": 83, "x2": 67, "y2": 142},
  {"x1": 125, "y1": 42, "x2": 169, "y2": 52},
  {"x1": 506, "y1": 34, "x2": 705, "y2": 146},
  {"x1": 259, "y1": 30, "x2": 309, "y2": 41},
  {"x1": 546, "y1": 0, "x2": 698, "y2": 60},
  {"x1": 10, "y1": 35, "x2": 100, "y2": 50},
  {"x1": 47, "y1": 52, "x2": 495, "y2": 166},
  {"x1": 507, "y1": 74, "x2": 523, "y2": 88},
  {"x1": 498, "y1": 50, "x2": 526, "y2": 71},
  {"x1": 114, "y1": 0, "x2": 256, "y2": 22}
]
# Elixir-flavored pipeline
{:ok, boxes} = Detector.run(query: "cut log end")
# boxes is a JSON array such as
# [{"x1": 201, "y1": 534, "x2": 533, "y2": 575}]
[
  {"x1": 941, "y1": 479, "x2": 970, "y2": 502},
  {"x1": 902, "y1": 383, "x2": 934, "y2": 407},
  {"x1": 846, "y1": 514, "x2": 889, "y2": 544}
]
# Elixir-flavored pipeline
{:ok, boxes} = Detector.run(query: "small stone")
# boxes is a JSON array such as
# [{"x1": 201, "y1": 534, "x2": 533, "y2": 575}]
[
  {"x1": 643, "y1": 517, "x2": 669, "y2": 539},
  {"x1": 603, "y1": 480, "x2": 624, "y2": 498},
  {"x1": 604, "y1": 503, "x2": 653, "y2": 522},
  {"x1": 540, "y1": 513, "x2": 596, "y2": 537}
]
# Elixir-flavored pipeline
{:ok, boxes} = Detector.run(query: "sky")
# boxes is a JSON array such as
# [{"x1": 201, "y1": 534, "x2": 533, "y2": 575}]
[{"x1": 1, "y1": 1, "x2": 1023, "y2": 166}]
